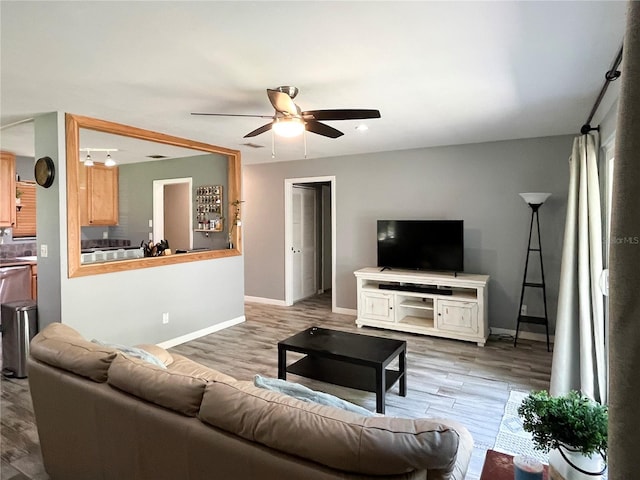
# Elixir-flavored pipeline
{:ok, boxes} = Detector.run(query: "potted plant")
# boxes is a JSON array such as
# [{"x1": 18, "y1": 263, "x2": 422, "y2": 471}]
[
  {"x1": 518, "y1": 390, "x2": 607, "y2": 479},
  {"x1": 227, "y1": 199, "x2": 244, "y2": 249},
  {"x1": 16, "y1": 186, "x2": 23, "y2": 206}
]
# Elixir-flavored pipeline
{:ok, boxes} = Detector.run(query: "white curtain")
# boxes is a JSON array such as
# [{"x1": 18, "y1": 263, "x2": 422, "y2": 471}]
[{"x1": 550, "y1": 134, "x2": 607, "y2": 403}]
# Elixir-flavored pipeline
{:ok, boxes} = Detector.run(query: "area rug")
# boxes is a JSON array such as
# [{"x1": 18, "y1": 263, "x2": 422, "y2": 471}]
[{"x1": 493, "y1": 390, "x2": 549, "y2": 464}]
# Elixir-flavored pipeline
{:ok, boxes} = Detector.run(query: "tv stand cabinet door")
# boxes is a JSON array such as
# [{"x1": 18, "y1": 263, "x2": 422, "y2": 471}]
[
  {"x1": 361, "y1": 291, "x2": 395, "y2": 322},
  {"x1": 436, "y1": 300, "x2": 478, "y2": 335}
]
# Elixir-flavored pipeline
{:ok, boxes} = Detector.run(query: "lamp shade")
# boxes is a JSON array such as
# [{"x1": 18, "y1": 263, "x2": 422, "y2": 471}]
[{"x1": 519, "y1": 192, "x2": 551, "y2": 205}]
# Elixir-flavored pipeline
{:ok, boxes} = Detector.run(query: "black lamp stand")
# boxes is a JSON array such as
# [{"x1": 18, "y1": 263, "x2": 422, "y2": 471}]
[{"x1": 514, "y1": 203, "x2": 550, "y2": 352}]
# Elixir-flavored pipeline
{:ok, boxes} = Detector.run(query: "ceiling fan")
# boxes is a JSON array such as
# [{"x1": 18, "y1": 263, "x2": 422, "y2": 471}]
[{"x1": 191, "y1": 86, "x2": 381, "y2": 139}]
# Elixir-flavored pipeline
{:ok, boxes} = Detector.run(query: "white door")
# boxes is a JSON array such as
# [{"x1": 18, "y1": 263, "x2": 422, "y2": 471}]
[{"x1": 292, "y1": 186, "x2": 317, "y2": 302}]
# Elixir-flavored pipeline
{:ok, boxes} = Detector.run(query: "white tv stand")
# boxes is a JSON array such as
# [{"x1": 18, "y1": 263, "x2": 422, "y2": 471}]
[{"x1": 354, "y1": 268, "x2": 490, "y2": 346}]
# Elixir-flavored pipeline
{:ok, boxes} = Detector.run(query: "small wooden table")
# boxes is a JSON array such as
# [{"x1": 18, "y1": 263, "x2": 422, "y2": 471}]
[
  {"x1": 480, "y1": 450, "x2": 549, "y2": 480},
  {"x1": 278, "y1": 327, "x2": 407, "y2": 414}
]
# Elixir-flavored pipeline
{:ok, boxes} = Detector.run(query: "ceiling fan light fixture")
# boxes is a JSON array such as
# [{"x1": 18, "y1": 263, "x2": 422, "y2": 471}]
[{"x1": 272, "y1": 117, "x2": 305, "y2": 137}]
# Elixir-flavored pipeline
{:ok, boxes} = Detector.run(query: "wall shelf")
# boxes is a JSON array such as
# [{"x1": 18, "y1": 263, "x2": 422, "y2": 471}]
[{"x1": 195, "y1": 184, "x2": 223, "y2": 232}]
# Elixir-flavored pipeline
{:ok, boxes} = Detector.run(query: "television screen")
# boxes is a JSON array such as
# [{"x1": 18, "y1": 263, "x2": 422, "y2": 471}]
[{"x1": 377, "y1": 220, "x2": 464, "y2": 272}]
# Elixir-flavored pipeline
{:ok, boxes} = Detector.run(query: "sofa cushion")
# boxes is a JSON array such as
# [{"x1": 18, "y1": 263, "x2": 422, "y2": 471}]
[
  {"x1": 30, "y1": 323, "x2": 118, "y2": 382},
  {"x1": 135, "y1": 344, "x2": 174, "y2": 367},
  {"x1": 168, "y1": 353, "x2": 236, "y2": 383},
  {"x1": 199, "y1": 380, "x2": 462, "y2": 476},
  {"x1": 254, "y1": 374, "x2": 374, "y2": 417},
  {"x1": 92, "y1": 339, "x2": 168, "y2": 369},
  {"x1": 107, "y1": 354, "x2": 217, "y2": 417}
]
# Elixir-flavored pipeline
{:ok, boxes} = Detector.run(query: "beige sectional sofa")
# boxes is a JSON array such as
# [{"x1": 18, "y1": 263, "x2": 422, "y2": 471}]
[{"x1": 28, "y1": 323, "x2": 474, "y2": 480}]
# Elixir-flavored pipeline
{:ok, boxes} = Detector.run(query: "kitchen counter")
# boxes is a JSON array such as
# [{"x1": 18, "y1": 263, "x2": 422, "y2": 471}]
[{"x1": 0, "y1": 257, "x2": 37, "y2": 267}]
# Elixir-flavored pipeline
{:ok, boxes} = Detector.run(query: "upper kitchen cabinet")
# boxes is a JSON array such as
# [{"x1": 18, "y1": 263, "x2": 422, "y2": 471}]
[
  {"x1": 79, "y1": 162, "x2": 119, "y2": 226},
  {"x1": 0, "y1": 151, "x2": 17, "y2": 227},
  {"x1": 13, "y1": 180, "x2": 37, "y2": 237}
]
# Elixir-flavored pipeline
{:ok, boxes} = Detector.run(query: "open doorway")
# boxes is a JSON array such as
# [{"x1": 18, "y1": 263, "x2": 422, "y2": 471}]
[
  {"x1": 284, "y1": 176, "x2": 336, "y2": 312},
  {"x1": 152, "y1": 178, "x2": 193, "y2": 250}
]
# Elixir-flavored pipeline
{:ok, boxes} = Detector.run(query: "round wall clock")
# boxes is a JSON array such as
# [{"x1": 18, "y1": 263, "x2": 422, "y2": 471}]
[{"x1": 34, "y1": 156, "x2": 55, "y2": 188}]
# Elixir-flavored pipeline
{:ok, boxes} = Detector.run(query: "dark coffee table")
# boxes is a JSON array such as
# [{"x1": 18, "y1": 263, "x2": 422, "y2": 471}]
[{"x1": 277, "y1": 327, "x2": 407, "y2": 414}]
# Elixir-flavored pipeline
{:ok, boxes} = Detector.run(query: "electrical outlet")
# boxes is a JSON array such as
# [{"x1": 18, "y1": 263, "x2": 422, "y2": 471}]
[
  {"x1": 162, "y1": 312, "x2": 169, "y2": 324},
  {"x1": 520, "y1": 305, "x2": 527, "y2": 316},
  {"x1": 149, "y1": 219, "x2": 153, "y2": 228},
  {"x1": 149, "y1": 232, "x2": 153, "y2": 241},
  {"x1": 40, "y1": 244, "x2": 48, "y2": 258},
  {"x1": 103, "y1": 231, "x2": 108, "y2": 239}
]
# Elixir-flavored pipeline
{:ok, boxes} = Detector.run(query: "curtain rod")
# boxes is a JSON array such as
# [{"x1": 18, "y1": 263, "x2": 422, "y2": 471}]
[{"x1": 580, "y1": 44, "x2": 624, "y2": 135}]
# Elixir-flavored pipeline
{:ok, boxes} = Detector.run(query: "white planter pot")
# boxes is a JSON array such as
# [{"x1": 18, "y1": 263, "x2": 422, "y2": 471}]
[{"x1": 548, "y1": 447, "x2": 606, "y2": 480}]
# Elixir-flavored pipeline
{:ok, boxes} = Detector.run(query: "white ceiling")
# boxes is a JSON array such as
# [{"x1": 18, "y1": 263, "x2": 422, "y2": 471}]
[{"x1": 0, "y1": 1, "x2": 628, "y2": 165}]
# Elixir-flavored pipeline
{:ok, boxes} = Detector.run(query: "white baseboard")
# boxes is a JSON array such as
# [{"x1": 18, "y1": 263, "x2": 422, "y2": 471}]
[
  {"x1": 157, "y1": 315, "x2": 245, "y2": 349},
  {"x1": 333, "y1": 307, "x2": 357, "y2": 316},
  {"x1": 491, "y1": 327, "x2": 555, "y2": 344},
  {"x1": 244, "y1": 296, "x2": 287, "y2": 306}
]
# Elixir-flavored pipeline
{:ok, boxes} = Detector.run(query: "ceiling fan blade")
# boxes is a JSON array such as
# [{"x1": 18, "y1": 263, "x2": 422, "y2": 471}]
[
  {"x1": 305, "y1": 120, "x2": 344, "y2": 139},
  {"x1": 302, "y1": 109, "x2": 381, "y2": 121},
  {"x1": 244, "y1": 122, "x2": 274, "y2": 138},
  {"x1": 267, "y1": 89, "x2": 299, "y2": 115},
  {"x1": 191, "y1": 112, "x2": 274, "y2": 119}
]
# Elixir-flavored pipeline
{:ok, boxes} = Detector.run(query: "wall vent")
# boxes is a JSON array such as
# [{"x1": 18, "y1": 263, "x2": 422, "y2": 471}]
[
  {"x1": 147, "y1": 154, "x2": 168, "y2": 159},
  {"x1": 241, "y1": 142, "x2": 265, "y2": 149}
]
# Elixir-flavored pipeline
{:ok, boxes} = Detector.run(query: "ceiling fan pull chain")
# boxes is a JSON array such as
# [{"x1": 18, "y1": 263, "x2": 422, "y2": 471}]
[
  {"x1": 304, "y1": 129, "x2": 307, "y2": 159},
  {"x1": 271, "y1": 130, "x2": 275, "y2": 159}
]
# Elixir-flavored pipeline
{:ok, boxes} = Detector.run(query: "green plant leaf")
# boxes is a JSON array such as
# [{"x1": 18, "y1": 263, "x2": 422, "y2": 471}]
[{"x1": 518, "y1": 390, "x2": 607, "y2": 461}]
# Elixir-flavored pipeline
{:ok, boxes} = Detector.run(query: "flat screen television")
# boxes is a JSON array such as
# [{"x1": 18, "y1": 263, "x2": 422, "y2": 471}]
[{"x1": 377, "y1": 220, "x2": 464, "y2": 272}]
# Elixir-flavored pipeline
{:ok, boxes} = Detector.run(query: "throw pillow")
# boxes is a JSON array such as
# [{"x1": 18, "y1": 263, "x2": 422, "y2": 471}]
[
  {"x1": 254, "y1": 374, "x2": 374, "y2": 417},
  {"x1": 92, "y1": 339, "x2": 167, "y2": 369}
]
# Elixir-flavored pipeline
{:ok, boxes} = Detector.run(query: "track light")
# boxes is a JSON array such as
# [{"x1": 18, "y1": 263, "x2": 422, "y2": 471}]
[
  {"x1": 84, "y1": 152, "x2": 94, "y2": 167},
  {"x1": 104, "y1": 152, "x2": 116, "y2": 167}
]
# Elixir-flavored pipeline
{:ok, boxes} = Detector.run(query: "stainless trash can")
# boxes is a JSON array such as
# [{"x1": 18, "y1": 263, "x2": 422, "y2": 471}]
[{"x1": 1, "y1": 300, "x2": 38, "y2": 378}]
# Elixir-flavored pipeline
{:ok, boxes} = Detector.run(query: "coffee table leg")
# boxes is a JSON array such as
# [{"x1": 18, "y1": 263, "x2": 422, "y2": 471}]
[
  {"x1": 376, "y1": 365, "x2": 386, "y2": 414},
  {"x1": 399, "y1": 347, "x2": 407, "y2": 397},
  {"x1": 278, "y1": 346, "x2": 286, "y2": 380}
]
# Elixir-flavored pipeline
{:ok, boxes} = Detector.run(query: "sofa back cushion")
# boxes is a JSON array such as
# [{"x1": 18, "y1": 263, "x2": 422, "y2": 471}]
[
  {"x1": 107, "y1": 355, "x2": 235, "y2": 417},
  {"x1": 107, "y1": 355, "x2": 207, "y2": 416},
  {"x1": 199, "y1": 380, "x2": 461, "y2": 476},
  {"x1": 168, "y1": 353, "x2": 236, "y2": 384},
  {"x1": 30, "y1": 323, "x2": 118, "y2": 382}
]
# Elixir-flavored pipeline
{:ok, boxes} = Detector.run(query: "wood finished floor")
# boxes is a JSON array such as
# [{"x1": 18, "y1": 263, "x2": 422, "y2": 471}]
[{"x1": 1, "y1": 293, "x2": 552, "y2": 479}]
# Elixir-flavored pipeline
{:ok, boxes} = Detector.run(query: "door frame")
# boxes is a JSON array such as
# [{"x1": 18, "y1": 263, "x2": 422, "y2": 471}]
[
  {"x1": 152, "y1": 177, "x2": 193, "y2": 248},
  {"x1": 284, "y1": 176, "x2": 336, "y2": 311}
]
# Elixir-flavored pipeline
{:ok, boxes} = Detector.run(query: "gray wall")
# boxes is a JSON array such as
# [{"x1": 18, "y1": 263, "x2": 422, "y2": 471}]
[
  {"x1": 34, "y1": 113, "x2": 65, "y2": 328},
  {"x1": 16, "y1": 156, "x2": 34, "y2": 181},
  {"x1": 34, "y1": 113, "x2": 245, "y2": 345},
  {"x1": 115, "y1": 153, "x2": 228, "y2": 250},
  {"x1": 244, "y1": 135, "x2": 573, "y2": 333}
]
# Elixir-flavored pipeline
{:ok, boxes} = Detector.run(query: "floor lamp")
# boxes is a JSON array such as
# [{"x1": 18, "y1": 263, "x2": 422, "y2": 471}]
[{"x1": 515, "y1": 192, "x2": 551, "y2": 352}]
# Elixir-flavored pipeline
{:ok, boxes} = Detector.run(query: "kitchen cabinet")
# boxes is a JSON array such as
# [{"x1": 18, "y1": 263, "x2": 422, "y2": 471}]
[
  {"x1": 13, "y1": 181, "x2": 37, "y2": 237},
  {"x1": 80, "y1": 163, "x2": 119, "y2": 226},
  {"x1": 31, "y1": 263, "x2": 37, "y2": 300},
  {"x1": 0, "y1": 151, "x2": 17, "y2": 227}
]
